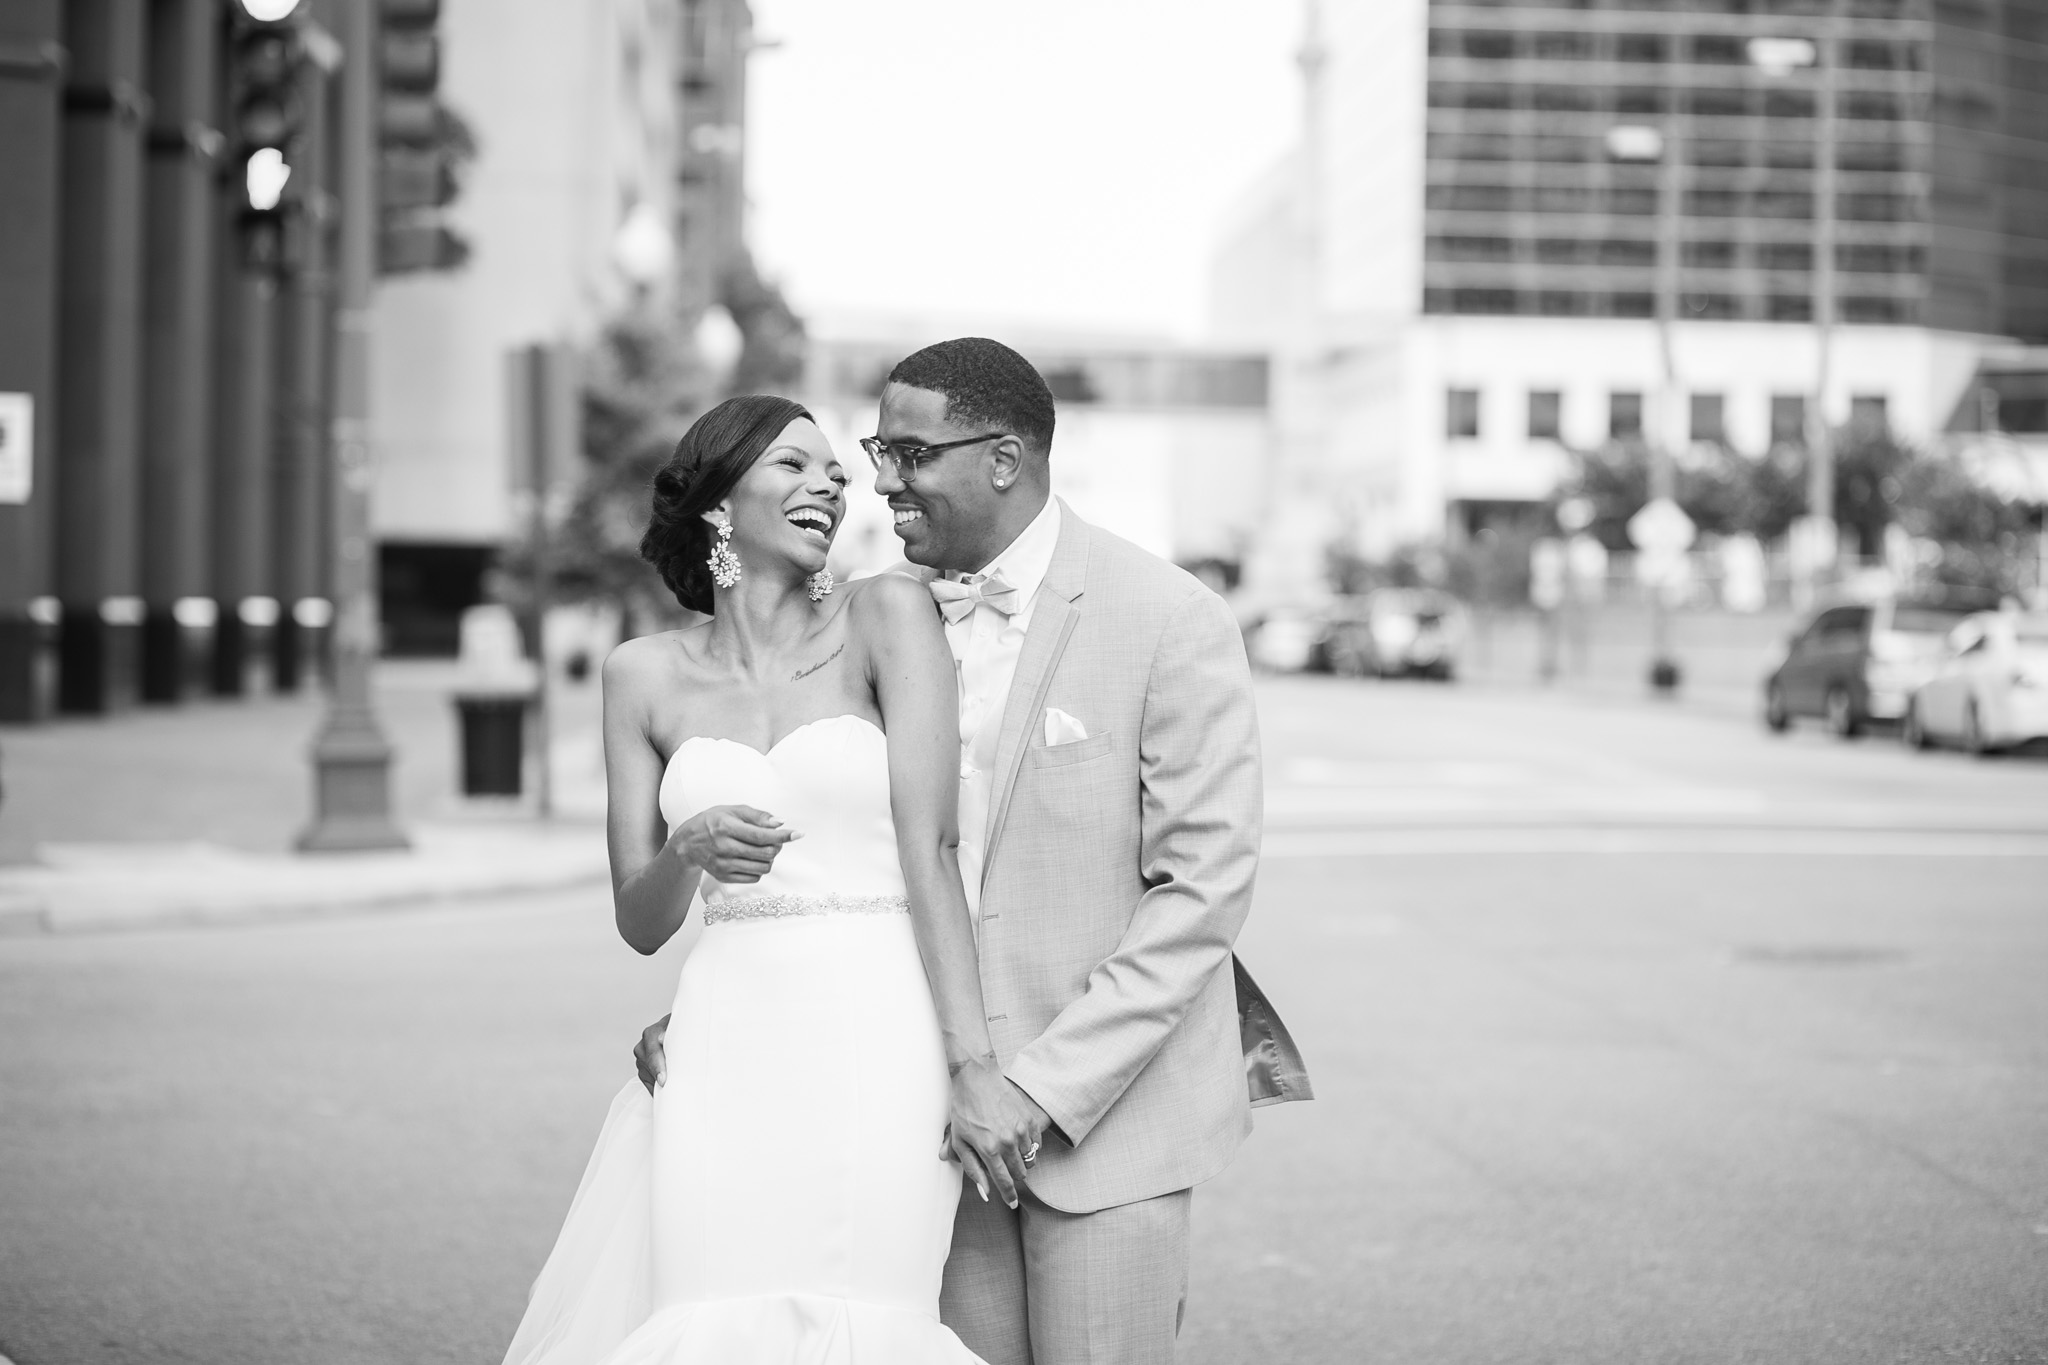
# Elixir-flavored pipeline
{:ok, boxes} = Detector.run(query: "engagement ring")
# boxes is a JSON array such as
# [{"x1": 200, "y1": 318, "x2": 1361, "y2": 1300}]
[{"x1": 1022, "y1": 1142, "x2": 1040, "y2": 1165}]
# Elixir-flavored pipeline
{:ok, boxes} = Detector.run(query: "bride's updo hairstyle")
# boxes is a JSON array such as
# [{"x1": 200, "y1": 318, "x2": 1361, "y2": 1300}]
[{"x1": 640, "y1": 394, "x2": 816, "y2": 614}]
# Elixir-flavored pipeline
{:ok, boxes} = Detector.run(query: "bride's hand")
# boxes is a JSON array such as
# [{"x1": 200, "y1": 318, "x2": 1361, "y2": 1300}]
[
  {"x1": 942, "y1": 1059, "x2": 1046, "y2": 1211},
  {"x1": 672, "y1": 804, "x2": 801, "y2": 883}
]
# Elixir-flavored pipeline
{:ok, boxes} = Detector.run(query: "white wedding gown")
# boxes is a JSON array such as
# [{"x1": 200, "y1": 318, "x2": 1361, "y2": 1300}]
[{"x1": 504, "y1": 713, "x2": 985, "y2": 1364}]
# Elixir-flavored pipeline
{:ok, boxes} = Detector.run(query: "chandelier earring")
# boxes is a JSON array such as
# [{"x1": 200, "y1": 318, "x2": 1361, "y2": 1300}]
[
  {"x1": 806, "y1": 569, "x2": 836, "y2": 603},
  {"x1": 708, "y1": 520, "x2": 742, "y2": 589}
]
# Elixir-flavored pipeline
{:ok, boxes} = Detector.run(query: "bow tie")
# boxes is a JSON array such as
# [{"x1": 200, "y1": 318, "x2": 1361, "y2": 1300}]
[{"x1": 930, "y1": 570, "x2": 1022, "y2": 624}]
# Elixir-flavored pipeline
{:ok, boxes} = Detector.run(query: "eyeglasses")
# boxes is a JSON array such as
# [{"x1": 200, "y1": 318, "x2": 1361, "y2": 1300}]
[{"x1": 859, "y1": 432, "x2": 1009, "y2": 483}]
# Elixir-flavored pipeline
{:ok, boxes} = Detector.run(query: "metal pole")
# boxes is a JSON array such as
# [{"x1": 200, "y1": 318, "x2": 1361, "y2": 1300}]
[
  {"x1": 1648, "y1": 120, "x2": 1682, "y2": 692},
  {"x1": 301, "y1": 0, "x2": 405, "y2": 852},
  {"x1": 275, "y1": 31, "x2": 334, "y2": 692},
  {"x1": 524, "y1": 345, "x2": 553, "y2": 820},
  {"x1": 1806, "y1": 1, "x2": 1840, "y2": 591}
]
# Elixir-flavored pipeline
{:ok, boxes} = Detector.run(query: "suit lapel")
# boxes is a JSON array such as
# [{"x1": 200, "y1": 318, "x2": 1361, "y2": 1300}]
[{"x1": 980, "y1": 502, "x2": 1090, "y2": 883}]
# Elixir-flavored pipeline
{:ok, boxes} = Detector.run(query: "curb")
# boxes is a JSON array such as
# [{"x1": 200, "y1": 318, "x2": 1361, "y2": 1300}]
[{"x1": 0, "y1": 824, "x2": 612, "y2": 938}]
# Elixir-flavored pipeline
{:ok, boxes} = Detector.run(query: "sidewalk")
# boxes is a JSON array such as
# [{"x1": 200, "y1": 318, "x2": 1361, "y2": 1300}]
[
  {"x1": 0, "y1": 661, "x2": 612, "y2": 935},
  {"x1": 1456, "y1": 603, "x2": 1783, "y2": 719}
]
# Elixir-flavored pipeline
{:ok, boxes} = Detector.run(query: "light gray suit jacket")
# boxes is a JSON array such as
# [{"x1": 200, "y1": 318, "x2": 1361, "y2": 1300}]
[{"x1": 926, "y1": 503, "x2": 1311, "y2": 1214}]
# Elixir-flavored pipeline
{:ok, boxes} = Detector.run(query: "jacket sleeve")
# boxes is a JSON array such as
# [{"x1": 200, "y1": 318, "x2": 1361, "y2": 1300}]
[{"x1": 1004, "y1": 585, "x2": 1263, "y2": 1146}]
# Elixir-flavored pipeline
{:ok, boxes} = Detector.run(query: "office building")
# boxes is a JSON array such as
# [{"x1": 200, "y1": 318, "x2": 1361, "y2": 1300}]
[
  {"x1": 1213, "y1": 0, "x2": 2048, "y2": 585},
  {"x1": 374, "y1": 0, "x2": 751, "y2": 654}
]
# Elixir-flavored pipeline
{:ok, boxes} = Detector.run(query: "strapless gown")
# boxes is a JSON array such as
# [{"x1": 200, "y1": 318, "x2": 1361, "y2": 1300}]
[{"x1": 503, "y1": 714, "x2": 985, "y2": 1364}]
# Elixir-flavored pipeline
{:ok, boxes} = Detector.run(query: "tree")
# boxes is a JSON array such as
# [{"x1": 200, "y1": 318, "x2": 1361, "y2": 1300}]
[
  {"x1": 721, "y1": 253, "x2": 806, "y2": 397},
  {"x1": 494, "y1": 249, "x2": 813, "y2": 639},
  {"x1": 1891, "y1": 448, "x2": 2039, "y2": 596},
  {"x1": 494, "y1": 305, "x2": 716, "y2": 639}
]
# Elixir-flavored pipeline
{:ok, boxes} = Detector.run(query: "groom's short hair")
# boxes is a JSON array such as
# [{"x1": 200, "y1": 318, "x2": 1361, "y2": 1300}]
[{"x1": 887, "y1": 337, "x2": 1056, "y2": 456}]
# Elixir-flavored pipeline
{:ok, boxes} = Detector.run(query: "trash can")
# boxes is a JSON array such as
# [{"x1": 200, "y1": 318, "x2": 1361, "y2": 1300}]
[
  {"x1": 455, "y1": 690, "x2": 532, "y2": 796},
  {"x1": 452, "y1": 603, "x2": 542, "y2": 798}
]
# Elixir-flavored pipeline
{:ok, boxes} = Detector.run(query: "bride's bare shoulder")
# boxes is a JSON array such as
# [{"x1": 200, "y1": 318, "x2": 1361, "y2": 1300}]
[
  {"x1": 844, "y1": 569, "x2": 937, "y2": 633},
  {"x1": 602, "y1": 625, "x2": 707, "y2": 698}
]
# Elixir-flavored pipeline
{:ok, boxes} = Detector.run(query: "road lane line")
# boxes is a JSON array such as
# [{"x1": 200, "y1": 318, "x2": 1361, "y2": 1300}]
[{"x1": 1262, "y1": 828, "x2": 2048, "y2": 859}]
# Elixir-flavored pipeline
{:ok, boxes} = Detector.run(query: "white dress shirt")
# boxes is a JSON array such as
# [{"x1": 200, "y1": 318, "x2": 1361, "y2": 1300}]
[{"x1": 946, "y1": 494, "x2": 1062, "y2": 928}]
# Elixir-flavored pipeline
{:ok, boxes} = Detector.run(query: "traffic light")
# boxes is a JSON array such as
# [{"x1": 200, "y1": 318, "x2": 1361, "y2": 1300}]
[
  {"x1": 227, "y1": 7, "x2": 305, "y2": 218},
  {"x1": 377, "y1": 0, "x2": 472, "y2": 274}
]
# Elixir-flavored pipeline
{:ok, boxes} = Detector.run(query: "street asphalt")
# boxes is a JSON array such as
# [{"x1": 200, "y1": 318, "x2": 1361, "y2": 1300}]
[{"x1": 2, "y1": 676, "x2": 2044, "y2": 1364}]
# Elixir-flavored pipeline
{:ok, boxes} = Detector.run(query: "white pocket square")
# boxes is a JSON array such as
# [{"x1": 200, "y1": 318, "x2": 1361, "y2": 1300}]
[{"x1": 1044, "y1": 707, "x2": 1089, "y2": 747}]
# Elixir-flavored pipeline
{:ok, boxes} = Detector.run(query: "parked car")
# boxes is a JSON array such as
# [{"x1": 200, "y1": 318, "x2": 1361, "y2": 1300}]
[
  {"x1": 1903, "y1": 611, "x2": 2048, "y2": 755},
  {"x1": 1325, "y1": 589, "x2": 1466, "y2": 680},
  {"x1": 1246, "y1": 604, "x2": 1334, "y2": 673},
  {"x1": 1764, "y1": 596, "x2": 1986, "y2": 737}
]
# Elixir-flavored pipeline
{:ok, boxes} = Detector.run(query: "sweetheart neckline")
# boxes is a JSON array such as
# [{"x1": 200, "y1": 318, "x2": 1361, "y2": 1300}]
[{"x1": 668, "y1": 712, "x2": 884, "y2": 767}]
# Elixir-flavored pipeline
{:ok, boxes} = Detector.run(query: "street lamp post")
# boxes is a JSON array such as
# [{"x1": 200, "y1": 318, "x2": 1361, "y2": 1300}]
[
  {"x1": 1748, "y1": 26, "x2": 1840, "y2": 604},
  {"x1": 300, "y1": 0, "x2": 405, "y2": 852},
  {"x1": 1605, "y1": 122, "x2": 1688, "y2": 692}
]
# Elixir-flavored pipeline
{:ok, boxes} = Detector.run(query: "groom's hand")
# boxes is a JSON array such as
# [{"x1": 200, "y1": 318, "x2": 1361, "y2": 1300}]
[
  {"x1": 944, "y1": 1059, "x2": 1047, "y2": 1210},
  {"x1": 633, "y1": 1014, "x2": 670, "y2": 1094}
]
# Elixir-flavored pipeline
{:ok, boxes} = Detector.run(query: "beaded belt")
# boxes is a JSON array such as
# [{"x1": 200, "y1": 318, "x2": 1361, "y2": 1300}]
[{"x1": 702, "y1": 892, "x2": 910, "y2": 926}]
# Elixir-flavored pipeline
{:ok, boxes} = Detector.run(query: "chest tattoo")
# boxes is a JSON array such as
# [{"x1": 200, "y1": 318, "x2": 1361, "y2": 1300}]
[{"x1": 792, "y1": 643, "x2": 844, "y2": 683}]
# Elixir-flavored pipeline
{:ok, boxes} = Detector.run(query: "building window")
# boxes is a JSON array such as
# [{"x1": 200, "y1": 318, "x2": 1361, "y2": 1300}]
[
  {"x1": 1610, "y1": 391, "x2": 1644, "y2": 438},
  {"x1": 1771, "y1": 394, "x2": 1807, "y2": 444},
  {"x1": 1461, "y1": 30, "x2": 1516, "y2": 60},
  {"x1": 1432, "y1": 235, "x2": 1514, "y2": 262},
  {"x1": 1685, "y1": 240, "x2": 1737, "y2": 268},
  {"x1": 1767, "y1": 294, "x2": 1814, "y2": 322},
  {"x1": 1607, "y1": 186, "x2": 1658, "y2": 215},
  {"x1": 1597, "y1": 238, "x2": 1655, "y2": 266},
  {"x1": 1839, "y1": 142, "x2": 1907, "y2": 172},
  {"x1": 1529, "y1": 390, "x2": 1562, "y2": 440},
  {"x1": 1844, "y1": 93, "x2": 1902, "y2": 121},
  {"x1": 1615, "y1": 34, "x2": 1666, "y2": 63},
  {"x1": 1688, "y1": 88, "x2": 1750, "y2": 117},
  {"x1": 1849, "y1": 395, "x2": 1889, "y2": 433},
  {"x1": 1838, "y1": 243, "x2": 1920, "y2": 274},
  {"x1": 1764, "y1": 90, "x2": 1817, "y2": 120},
  {"x1": 1690, "y1": 393, "x2": 1726, "y2": 442},
  {"x1": 1685, "y1": 189, "x2": 1742, "y2": 218},
  {"x1": 1533, "y1": 85, "x2": 1595, "y2": 112},
  {"x1": 1451, "y1": 288, "x2": 1520, "y2": 314},
  {"x1": 1533, "y1": 31, "x2": 1594, "y2": 60},
  {"x1": 1841, "y1": 296, "x2": 1912, "y2": 324},
  {"x1": 1689, "y1": 34, "x2": 1745, "y2": 64},
  {"x1": 1447, "y1": 388, "x2": 1482, "y2": 439},
  {"x1": 1846, "y1": 40, "x2": 1902, "y2": 70},
  {"x1": 1759, "y1": 242, "x2": 1814, "y2": 271},
  {"x1": 1838, "y1": 193, "x2": 1910, "y2": 222},
  {"x1": 1755, "y1": 191, "x2": 1814, "y2": 219}
]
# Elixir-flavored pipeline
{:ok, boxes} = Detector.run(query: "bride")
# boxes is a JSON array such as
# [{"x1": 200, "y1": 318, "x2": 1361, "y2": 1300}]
[{"x1": 503, "y1": 395, "x2": 1039, "y2": 1363}]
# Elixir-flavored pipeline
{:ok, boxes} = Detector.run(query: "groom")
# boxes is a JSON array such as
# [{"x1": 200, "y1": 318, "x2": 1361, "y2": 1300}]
[{"x1": 638, "y1": 336, "x2": 1309, "y2": 1364}]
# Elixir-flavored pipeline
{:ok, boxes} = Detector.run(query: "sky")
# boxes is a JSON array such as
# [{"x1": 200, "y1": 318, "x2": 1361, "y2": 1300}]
[{"x1": 744, "y1": 0, "x2": 1305, "y2": 342}]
